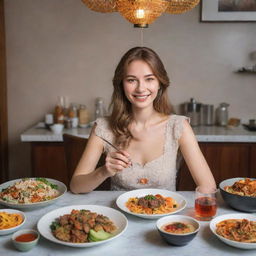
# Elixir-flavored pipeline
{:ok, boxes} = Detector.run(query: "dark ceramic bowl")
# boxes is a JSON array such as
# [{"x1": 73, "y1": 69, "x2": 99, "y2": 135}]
[
  {"x1": 156, "y1": 215, "x2": 200, "y2": 246},
  {"x1": 219, "y1": 177, "x2": 256, "y2": 213}
]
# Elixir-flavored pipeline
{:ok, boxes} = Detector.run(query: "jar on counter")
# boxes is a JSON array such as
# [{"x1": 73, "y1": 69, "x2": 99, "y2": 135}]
[
  {"x1": 78, "y1": 104, "x2": 90, "y2": 127},
  {"x1": 54, "y1": 104, "x2": 64, "y2": 124},
  {"x1": 216, "y1": 103, "x2": 229, "y2": 126},
  {"x1": 64, "y1": 119, "x2": 72, "y2": 129}
]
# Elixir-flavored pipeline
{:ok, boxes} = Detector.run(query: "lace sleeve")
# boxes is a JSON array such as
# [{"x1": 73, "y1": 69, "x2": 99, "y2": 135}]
[{"x1": 173, "y1": 115, "x2": 190, "y2": 141}]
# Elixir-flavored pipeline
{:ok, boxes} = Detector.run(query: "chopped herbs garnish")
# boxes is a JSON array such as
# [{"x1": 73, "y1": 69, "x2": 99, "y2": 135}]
[{"x1": 144, "y1": 195, "x2": 156, "y2": 200}]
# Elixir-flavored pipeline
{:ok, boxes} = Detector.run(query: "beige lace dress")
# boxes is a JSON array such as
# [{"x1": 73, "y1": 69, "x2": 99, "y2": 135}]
[{"x1": 95, "y1": 115, "x2": 188, "y2": 191}]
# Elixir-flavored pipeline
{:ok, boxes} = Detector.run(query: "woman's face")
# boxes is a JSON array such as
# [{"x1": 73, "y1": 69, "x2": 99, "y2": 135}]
[{"x1": 123, "y1": 60, "x2": 160, "y2": 110}]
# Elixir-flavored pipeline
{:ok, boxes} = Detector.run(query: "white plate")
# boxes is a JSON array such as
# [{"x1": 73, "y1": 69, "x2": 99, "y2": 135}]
[
  {"x1": 0, "y1": 178, "x2": 67, "y2": 210},
  {"x1": 0, "y1": 209, "x2": 26, "y2": 235},
  {"x1": 37, "y1": 205, "x2": 128, "y2": 247},
  {"x1": 210, "y1": 213, "x2": 256, "y2": 249},
  {"x1": 116, "y1": 189, "x2": 187, "y2": 219}
]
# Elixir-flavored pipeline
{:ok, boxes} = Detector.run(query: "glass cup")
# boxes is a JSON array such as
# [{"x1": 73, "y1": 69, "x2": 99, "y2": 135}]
[{"x1": 194, "y1": 186, "x2": 217, "y2": 221}]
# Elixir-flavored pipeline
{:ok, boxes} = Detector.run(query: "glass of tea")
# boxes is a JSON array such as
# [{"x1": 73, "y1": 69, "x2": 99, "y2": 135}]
[{"x1": 194, "y1": 186, "x2": 217, "y2": 221}]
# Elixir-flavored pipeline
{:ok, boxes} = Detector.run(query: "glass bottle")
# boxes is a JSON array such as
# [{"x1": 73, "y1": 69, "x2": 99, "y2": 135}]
[
  {"x1": 54, "y1": 96, "x2": 64, "y2": 124},
  {"x1": 95, "y1": 97, "x2": 107, "y2": 120},
  {"x1": 68, "y1": 103, "x2": 78, "y2": 128}
]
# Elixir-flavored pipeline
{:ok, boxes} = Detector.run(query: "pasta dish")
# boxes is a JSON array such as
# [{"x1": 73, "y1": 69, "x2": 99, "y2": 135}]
[
  {"x1": 224, "y1": 178, "x2": 256, "y2": 197},
  {"x1": 216, "y1": 219, "x2": 256, "y2": 243},
  {"x1": 126, "y1": 194, "x2": 177, "y2": 215},
  {"x1": 0, "y1": 178, "x2": 60, "y2": 204}
]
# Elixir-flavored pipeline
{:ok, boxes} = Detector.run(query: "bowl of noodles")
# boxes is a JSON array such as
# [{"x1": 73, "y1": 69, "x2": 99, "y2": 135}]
[
  {"x1": 0, "y1": 209, "x2": 26, "y2": 235},
  {"x1": 219, "y1": 177, "x2": 256, "y2": 212},
  {"x1": 116, "y1": 189, "x2": 187, "y2": 219},
  {"x1": 210, "y1": 213, "x2": 256, "y2": 249}
]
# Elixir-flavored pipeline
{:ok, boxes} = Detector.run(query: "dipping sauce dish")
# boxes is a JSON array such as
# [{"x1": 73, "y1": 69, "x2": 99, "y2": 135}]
[{"x1": 12, "y1": 229, "x2": 40, "y2": 252}]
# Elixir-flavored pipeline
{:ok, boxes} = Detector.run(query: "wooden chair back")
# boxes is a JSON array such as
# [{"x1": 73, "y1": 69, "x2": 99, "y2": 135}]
[{"x1": 63, "y1": 133, "x2": 110, "y2": 190}]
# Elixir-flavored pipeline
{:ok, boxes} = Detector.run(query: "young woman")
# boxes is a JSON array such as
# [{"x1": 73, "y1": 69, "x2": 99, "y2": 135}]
[{"x1": 70, "y1": 47, "x2": 216, "y2": 193}]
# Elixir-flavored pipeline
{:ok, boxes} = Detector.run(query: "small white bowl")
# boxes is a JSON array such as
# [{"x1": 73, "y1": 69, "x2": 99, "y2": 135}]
[
  {"x1": 0, "y1": 209, "x2": 26, "y2": 235},
  {"x1": 12, "y1": 229, "x2": 40, "y2": 252},
  {"x1": 50, "y1": 124, "x2": 64, "y2": 134}
]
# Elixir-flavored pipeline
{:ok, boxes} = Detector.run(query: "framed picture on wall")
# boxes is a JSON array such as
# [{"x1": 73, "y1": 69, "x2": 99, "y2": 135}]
[{"x1": 201, "y1": 0, "x2": 256, "y2": 22}]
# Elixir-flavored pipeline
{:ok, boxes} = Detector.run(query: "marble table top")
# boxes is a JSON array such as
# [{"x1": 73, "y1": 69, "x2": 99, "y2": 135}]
[
  {"x1": 21, "y1": 123, "x2": 256, "y2": 142},
  {"x1": 1, "y1": 191, "x2": 256, "y2": 256}
]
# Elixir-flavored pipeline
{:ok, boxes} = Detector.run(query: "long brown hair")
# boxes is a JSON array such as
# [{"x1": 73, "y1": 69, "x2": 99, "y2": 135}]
[{"x1": 109, "y1": 47, "x2": 173, "y2": 148}]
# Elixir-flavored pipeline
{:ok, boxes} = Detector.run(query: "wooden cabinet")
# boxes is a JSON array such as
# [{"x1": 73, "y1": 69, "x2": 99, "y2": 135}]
[
  {"x1": 30, "y1": 142, "x2": 256, "y2": 191},
  {"x1": 31, "y1": 142, "x2": 68, "y2": 186},
  {"x1": 177, "y1": 142, "x2": 255, "y2": 191}
]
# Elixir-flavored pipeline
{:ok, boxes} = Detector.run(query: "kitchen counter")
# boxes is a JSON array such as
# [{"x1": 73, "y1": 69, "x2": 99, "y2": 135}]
[
  {"x1": 1, "y1": 191, "x2": 256, "y2": 256},
  {"x1": 21, "y1": 123, "x2": 256, "y2": 143}
]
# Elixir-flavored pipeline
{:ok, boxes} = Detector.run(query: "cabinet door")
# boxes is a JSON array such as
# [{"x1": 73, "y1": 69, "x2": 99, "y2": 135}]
[
  {"x1": 250, "y1": 144, "x2": 256, "y2": 177},
  {"x1": 31, "y1": 142, "x2": 68, "y2": 186},
  {"x1": 177, "y1": 143, "x2": 250, "y2": 191}
]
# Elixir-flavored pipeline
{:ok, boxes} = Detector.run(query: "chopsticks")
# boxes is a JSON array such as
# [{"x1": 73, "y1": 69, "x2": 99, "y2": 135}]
[{"x1": 96, "y1": 135, "x2": 133, "y2": 167}]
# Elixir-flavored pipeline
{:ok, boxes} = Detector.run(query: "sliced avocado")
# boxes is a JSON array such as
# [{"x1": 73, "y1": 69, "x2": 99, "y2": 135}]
[{"x1": 89, "y1": 229, "x2": 112, "y2": 242}]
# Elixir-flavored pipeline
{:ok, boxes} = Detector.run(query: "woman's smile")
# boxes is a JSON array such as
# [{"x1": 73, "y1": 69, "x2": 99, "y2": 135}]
[{"x1": 132, "y1": 93, "x2": 152, "y2": 102}]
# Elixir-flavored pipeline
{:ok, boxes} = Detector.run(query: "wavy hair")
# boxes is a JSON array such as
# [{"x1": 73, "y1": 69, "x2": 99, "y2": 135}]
[{"x1": 108, "y1": 47, "x2": 173, "y2": 148}]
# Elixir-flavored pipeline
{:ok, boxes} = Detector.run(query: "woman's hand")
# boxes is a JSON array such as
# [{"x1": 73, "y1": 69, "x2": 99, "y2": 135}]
[{"x1": 104, "y1": 150, "x2": 132, "y2": 176}]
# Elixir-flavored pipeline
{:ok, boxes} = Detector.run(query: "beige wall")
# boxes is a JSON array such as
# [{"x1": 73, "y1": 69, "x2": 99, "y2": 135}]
[{"x1": 4, "y1": 0, "x2": 256, "y2": 179}]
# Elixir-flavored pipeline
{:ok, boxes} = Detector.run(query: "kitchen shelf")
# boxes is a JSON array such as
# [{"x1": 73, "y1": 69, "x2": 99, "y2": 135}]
[{"x1": 236, "y1": 67, "x2": 256, "y2": 73}]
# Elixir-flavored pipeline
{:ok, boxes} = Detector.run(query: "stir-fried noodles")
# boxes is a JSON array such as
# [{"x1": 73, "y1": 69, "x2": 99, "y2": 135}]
[
  {"x1": 224, "y1": 178, "x2": 256, "y2": 197},
  {"x1": 216, "y1": 219, "x2": 256, "y2": 243}
]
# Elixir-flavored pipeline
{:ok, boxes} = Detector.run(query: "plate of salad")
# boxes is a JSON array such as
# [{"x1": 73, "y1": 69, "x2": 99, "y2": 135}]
[{"x1": 0, "y1": 177, "x2": 67, "y2": 209}]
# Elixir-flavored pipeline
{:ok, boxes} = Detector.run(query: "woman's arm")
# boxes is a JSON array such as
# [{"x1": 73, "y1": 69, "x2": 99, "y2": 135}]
[
  {"x1": 179, "y1": 120, "x2": 216, "y2": 189},
  {"x1": 70, "y1": 125, "x2": 131, "y2": 194}
]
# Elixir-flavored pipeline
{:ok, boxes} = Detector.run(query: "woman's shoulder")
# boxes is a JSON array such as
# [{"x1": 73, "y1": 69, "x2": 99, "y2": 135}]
[
  {"x1": 94, "y1": 116, "x2": 113, "y2": 140},
  {"x1": 167, "y1": 114, "x2": 190, "y2": 140},
  {"x1": 95, "y1": 116, "x2": 109, "y2": 127},
  {"x1": 168, "y1": 114, "x2": 189, "y2": 123}
]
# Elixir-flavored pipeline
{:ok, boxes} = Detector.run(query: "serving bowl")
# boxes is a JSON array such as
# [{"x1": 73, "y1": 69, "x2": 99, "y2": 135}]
[
  {"x1": 219, "y1": 177, "x2": 256, "y2": 212},
  {"x1": 0, "y1": 178, "x2": 67, "y2": 210},
  {"x1": 0, "y1": 209, "x2": 26, "y2": 235},
  {"x1": 156, "y1": 215, "x2": 200, "y2": 246},
  {"x1": 210, "y1": 213, "x2": 256, "y2": 249},
  {"x1": 12, "y1": 229, "x2": 40, "y2": 252}
]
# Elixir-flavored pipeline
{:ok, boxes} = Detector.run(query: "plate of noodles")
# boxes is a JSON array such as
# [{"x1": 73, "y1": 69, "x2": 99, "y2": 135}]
[
  {"x1": 0, "y1": 178, "x2": 67, "y2": 210},
  {"x1": 210, "y1": 213, "x2": 256, "y2": 249},
  {"x1": 116, "y1": 189, "x2": 187, "y2": 219}
]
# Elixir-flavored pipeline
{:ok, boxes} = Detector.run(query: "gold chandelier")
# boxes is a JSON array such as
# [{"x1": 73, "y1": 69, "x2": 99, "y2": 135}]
[
  {"x1": 166, "y1": 0, "x2": 200, "y2": 14},
  {"x1": 81, "y1": 0, "x2": 200, "y2": 27},
  {"x1": 81, "y1": 0, "x2": 117, "y2": 13}
]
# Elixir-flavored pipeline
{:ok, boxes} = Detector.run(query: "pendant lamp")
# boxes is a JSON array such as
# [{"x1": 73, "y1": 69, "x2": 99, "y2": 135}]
[
  {"x1": 166, "y1": 0, "x2": 200, "y2": 14},
  {"x1": 81, "y1": 0, "x2": 201, "y2": 27},
  {"x1": 81, "y1": 0, "x2": 117, "y2": 13}
]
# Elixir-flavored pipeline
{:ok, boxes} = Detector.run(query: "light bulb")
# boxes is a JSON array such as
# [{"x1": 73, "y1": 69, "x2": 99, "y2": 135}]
[{"x1": 135, "y1": 9, "x2": 145, "y2": 19}]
